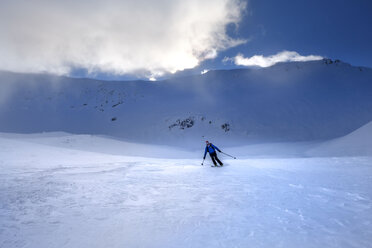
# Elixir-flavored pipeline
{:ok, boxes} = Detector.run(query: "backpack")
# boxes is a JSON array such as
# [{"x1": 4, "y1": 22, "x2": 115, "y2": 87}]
[{"x1": 208, "y1": 144, "x2": 216, "y2": 153}]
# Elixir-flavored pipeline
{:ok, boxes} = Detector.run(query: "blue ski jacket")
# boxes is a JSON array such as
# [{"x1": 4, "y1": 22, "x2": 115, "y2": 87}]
[{"x1": 203, "y1": 143, "x2": 221, "y2": 159}]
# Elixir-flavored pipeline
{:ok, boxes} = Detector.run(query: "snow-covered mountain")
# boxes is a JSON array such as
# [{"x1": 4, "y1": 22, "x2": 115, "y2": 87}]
[
  {"x1": 1, "y1": 59, "x2": 372, "y2": 147},
  {"x1": 1, "y1": 60, "x2": 372, "y2": 248},
  {"x1": 307, "y1": 120, "x2": 372, "y2": 157}
]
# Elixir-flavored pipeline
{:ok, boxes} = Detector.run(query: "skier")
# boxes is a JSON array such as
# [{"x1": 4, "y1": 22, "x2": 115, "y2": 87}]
[{"x1": 203, "y1": 141, "x2": 223, "y2": 166}]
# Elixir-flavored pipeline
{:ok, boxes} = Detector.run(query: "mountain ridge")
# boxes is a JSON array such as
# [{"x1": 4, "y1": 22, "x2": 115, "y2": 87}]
[
  {"x1": 1, "y1": 59, "x2": 372, "y2": 147},
  {"x1": 1, "y1": 58, "x2": 371, "y2": 83}
]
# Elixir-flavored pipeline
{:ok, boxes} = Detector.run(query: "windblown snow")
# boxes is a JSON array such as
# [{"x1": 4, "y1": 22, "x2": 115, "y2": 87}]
[{"x1": 1, "y1": 59, "x2": 372, "y2": 248}]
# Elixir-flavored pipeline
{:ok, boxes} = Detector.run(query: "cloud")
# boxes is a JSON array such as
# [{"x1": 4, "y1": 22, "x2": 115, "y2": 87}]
[
  {"x1": 0, "y1": 0, "x2": 246, "y2": 78},
  {"x1": 228, "y1": 51, "x2": 323, "y2": 67}
]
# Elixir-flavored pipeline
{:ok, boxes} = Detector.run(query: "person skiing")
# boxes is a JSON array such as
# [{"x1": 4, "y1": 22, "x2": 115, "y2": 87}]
[{"x1": 203, "y1": 141, "x2": 223, "y2": 166}]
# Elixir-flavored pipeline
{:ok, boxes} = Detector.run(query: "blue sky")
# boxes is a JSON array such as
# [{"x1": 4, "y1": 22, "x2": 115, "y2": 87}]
[
  {"x1": 212, "y1": 0, "x2": 372, "y2": 69},
  {"x1": 0, "y1": 0, "x2": 371, "y2": 80}
]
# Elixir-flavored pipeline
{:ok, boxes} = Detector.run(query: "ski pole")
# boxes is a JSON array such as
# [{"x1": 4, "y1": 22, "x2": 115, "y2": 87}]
[
  {"x1": 201, "y1": 158, "x2": 205, "y2": 165},
  {"x1": 220, "y1": 151, "x2": 236, "y2": 159}
]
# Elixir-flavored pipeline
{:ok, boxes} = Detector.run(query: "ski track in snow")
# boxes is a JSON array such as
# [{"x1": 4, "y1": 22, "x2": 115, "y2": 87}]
[{"x1": 0, "y1": 136, "x2": 372, "y2": 248}]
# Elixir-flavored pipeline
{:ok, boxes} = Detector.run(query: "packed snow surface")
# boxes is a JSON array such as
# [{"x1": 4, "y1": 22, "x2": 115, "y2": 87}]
[{"x1": 1, "y1": 133, "x2": 371, "y2": 248}]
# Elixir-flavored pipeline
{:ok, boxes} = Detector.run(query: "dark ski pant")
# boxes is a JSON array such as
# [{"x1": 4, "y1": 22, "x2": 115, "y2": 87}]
[{"x1": 209, "y1": 152, "x2": 223, "y2": 166}]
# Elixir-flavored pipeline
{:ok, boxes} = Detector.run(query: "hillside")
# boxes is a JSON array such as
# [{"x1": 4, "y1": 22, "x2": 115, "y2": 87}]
[
  {"x1": 307, "y1": 121, "x2": 372, "y2": 157},
  {"x1": 1, "y1": 59, "x2": 372, "y2": 146}
]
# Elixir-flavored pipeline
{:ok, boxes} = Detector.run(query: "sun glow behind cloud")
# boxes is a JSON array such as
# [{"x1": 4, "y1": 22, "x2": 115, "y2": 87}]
[
  {"x1": 0, "y1": 0, "x2": 246, "y2": 79},
  {"x1": 227, "y1": 51, "x2": 323, "y2": 67}
]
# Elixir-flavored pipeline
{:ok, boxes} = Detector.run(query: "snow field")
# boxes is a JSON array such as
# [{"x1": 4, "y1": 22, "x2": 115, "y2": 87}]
[{"x1": 1, "y1": 133, "x2": 372, "y2": 248}]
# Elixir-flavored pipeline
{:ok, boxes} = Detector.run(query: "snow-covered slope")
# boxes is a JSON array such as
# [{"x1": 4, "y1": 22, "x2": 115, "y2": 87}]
[
  {"x1": 0, "y1": 132, "x2": 198, "y2": 159},
  {"x1": 1, "y1": 59, "x2": 372, "y2": 146},
  {"x1": 1, "y1": 132, "x2": 372, "y2": 248},
  {"x1": 307, "y1": 121, "x2": 372, "y2": 156}
]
